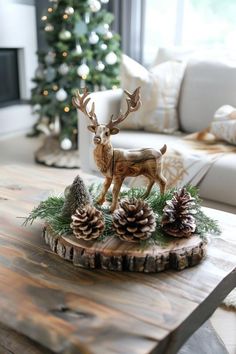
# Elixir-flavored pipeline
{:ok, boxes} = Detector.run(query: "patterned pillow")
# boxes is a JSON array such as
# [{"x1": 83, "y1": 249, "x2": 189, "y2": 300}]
[
  {"x1": 210, "y1": 105, "x2": 236, "y2": 145},
  {"x1": 120, "y1": 55, "x2": 185, "y2": 133}
]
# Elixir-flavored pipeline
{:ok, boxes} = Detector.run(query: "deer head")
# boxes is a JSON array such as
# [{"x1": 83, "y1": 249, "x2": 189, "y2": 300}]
[{"x1": 73, "y1": 87, "x2": 141, "y2": 145}]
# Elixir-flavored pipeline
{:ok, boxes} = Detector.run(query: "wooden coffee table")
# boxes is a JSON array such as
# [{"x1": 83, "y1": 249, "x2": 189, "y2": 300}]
[{"x1": 0, "y1": 165, "x2": 235, "y2": 354}]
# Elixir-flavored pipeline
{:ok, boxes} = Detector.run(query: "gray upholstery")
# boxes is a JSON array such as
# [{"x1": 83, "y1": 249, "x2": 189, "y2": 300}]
[{"x1": 179, "y1": 59, "x2": 236, "y2": 133}]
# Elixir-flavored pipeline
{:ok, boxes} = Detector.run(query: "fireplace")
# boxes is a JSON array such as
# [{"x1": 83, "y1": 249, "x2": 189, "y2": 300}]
[{"x1": 0, "y1": 49, "x2": 20, "y2": 106}]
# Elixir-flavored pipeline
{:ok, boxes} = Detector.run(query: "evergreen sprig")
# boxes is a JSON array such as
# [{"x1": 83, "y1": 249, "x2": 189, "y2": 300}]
[{"x1": 24, "y1": 184, "x2": 221, "y2": 245}]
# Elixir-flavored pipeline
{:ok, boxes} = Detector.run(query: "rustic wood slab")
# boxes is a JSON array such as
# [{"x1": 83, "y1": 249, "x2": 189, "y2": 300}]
[
  {"x1": 35, "y1": 136, "x2": 80, "y2": 169},
  {"x1": 43, "y1": 226, "x2": 207, "y2": 273},
  {"x1": 0, "y1": 165, "x2": 235, "y2": 354}
]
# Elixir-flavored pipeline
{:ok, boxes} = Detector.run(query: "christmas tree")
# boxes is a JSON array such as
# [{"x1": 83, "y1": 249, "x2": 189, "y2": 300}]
[{"x1": 31, "y1": 0, "x2": 121, "y2": 150}]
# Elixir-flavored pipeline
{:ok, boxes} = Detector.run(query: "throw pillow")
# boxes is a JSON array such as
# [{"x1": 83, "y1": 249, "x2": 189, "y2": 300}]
[
  {"x1": 210, "y1": 105, "x2": 236, "y2": 145},
  {"x1": 120, "y1": 55, "x2": 185, "y2": 133}
]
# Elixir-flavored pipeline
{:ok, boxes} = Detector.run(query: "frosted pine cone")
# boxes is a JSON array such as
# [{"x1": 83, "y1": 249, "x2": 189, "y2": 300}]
[
  {"x1": 71, "y1": 205, "x2": 104, "y2": 241},
  {"x1": 113, "y1": 198, "x2": 156, "y2": 242},
  {"x1": 161, "y1": 187, "x2": 197, "y2": 237}
]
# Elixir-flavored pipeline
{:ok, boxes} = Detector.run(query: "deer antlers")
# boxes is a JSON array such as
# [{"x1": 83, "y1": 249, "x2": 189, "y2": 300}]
[
  {"x1": 107, "y1": 87, "x2": 141, "y2": 129},
  {"x1": 73, "y1": 87, "x2": 141, "y2": 129},
  {"x1": 72, "y1": 88, "x2": 98, "y2": 127}
]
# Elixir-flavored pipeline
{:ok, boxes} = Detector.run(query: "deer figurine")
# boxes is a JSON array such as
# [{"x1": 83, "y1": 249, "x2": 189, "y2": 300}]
[{"x1": 73, "y1": 87, "x2": 167, "y2": 212}]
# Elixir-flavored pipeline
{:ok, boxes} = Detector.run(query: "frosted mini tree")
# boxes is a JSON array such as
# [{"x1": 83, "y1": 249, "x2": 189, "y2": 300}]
[{"x1": 31, "y1": 0, "x2": 120, "y2": 150}]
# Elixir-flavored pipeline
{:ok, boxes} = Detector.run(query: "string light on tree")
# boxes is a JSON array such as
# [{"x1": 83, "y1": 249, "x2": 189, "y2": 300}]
[
  {"x1": 89, "y1": 31, "x2": 99, "y2": 44},
  {"x1": 52, "y1": 84, "x2": 59, "y2": 91},
  {"x1": 55, "y1": 88, "x2": 68, "y2": 101},
  {"x1": 64, "y1": 106, "x2": 70, "y2": 113},
  {"x1": 77, "y1": 63, "x2": 90, "y2": 78},
  {"x1": 48, "y1": 7, "x2": 53, "y2": 13},
  {"x1": 62, "y1": 51, "x2": 68, "y2": 57},
  {"x1": 105, "y1": 52, "x2": 117, "y2": 65},
  {"x1": 43, "y1": 90, "x2": 49, "y2": 96},
  {"x1": 63, "y1": 14, "x2": 69, "y2": 20}
]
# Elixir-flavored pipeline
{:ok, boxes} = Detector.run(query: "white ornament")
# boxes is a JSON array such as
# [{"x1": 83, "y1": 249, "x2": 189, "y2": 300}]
[
  {"x1": 77, "y1": 63, "x2": 90, "y2": 77},
  {"x1": 65, "y1": 6, "x2": 74, "y2": 15},
  {"x1": 60, "y1": 138, "x2": 72, "y2": 150},
  {"x1": 59, "y1": 29, "x2": 72, "y2": 41},
  {"x1": 96, "y1": 61, "x2": 105, "y2": 71},
  {"x1": 101, "y1": 0, "x2": 109, "y2": 3},
  {"x1": 88, "y1": 0, "x2": 101, "y2": 12},
  {"x1": 89, "y1": 31, "x2": 99, "y2": 44},
  {"x1": 33, "y1": 104, "x2": 41, "y2": 111},
  {"x1": 55, "y1": 88, "x2": 68, "y2": 101},
  {"x1": 100, "y1": 43, "x2": 107, "y2": 51},
  {"x1": 84, "y1": 12, "x2": 90, "y2": 24},
  {"x1": 104, "y1": 30, "x2": 113, "y2": 39},
  {"x1": 58, "y1": 63, "x2": 69, "y2": 75},
  {"x1": 105, "y1": 52, "x2": 117, "y2": 65},
  {"x1": 35, "y1": 65, "x2": 45, "y2": 80},
  {"x1": 45, "y1": 51, "x2": 56, "y2": 65},
  {"x1": 45, "y1": 23, "x2": 54, "y2": 32},
  {"x1": 76, "y1": 44, "x2": 82, "y2": 54}
]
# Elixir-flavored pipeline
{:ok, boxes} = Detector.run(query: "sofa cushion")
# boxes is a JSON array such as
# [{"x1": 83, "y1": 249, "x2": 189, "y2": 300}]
[
  {"x1": 199, "y1": 153, "x2": 236, "y2": 206},
  {"x1": 120, "y1": 55, "x2": 185, "y2": 133},
  {"x1": 179, "y1": 59, "x2": 236, "y2": 133},
  {"x1": 210, "y1": 105, "x2": 236, "y2": 145}
]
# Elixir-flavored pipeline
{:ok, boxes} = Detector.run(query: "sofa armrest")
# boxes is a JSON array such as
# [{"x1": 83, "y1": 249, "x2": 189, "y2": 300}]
[{"x1": 78, "y1": 88, "x2": 123, "y2": 172}]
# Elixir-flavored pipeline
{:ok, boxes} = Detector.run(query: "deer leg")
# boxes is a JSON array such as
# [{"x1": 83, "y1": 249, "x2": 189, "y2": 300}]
[
  {"x1": 97, "y1": 177, "x2": 112, "y2": 205},
  {"x1": 110, "y1": 177, "x2": 124, "y2": 213},
  {"x1": 155, "y1": 174, "x2": 167, "y2": 195},
  {"x1": 142, "y1": 179, "x2": 154, "y2": 199}
]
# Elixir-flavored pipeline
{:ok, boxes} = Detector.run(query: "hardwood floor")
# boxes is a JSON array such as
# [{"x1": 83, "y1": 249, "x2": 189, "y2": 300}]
[{"x1": 0, "y1": 133, "x2": 235, "y2": 354}]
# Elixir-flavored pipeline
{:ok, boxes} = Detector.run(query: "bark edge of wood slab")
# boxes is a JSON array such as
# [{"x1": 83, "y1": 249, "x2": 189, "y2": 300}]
[{"x1": 43, "y1": 225, "x2": 207, "y2": 273}]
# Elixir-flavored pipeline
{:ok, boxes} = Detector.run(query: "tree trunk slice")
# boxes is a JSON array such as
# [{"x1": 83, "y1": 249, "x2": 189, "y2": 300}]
[
  {"x1": 35, "y1": 136, "x2": 80, "y2": 169},
  {"x1": 43, "y1": 225, "x2": 207, "y2": 273}
]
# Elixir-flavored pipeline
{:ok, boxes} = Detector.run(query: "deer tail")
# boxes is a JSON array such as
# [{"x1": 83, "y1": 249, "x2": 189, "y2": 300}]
[{"x1": 160, "y1": 144, "x2": 167, "y2": 155}]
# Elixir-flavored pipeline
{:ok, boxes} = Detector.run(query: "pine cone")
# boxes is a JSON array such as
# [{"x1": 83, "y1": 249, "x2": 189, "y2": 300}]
[
  {"x1": 61, "y1": 175, "x2": 91, "y2": 218},
  {"x1": 161, "y1": 188, "x2": 197, "y2": 238},
  {"x1": 71, "y1": 205, "x2": 104, "y2": 241},
  {"x1": 113, "y1": 198, "x2": 156, "y2": 242}
]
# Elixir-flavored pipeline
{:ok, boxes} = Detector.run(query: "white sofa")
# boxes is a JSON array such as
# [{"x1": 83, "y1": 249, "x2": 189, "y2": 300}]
[{"x1": 78, "y1": 58, "x2": 236, "y2": 212}]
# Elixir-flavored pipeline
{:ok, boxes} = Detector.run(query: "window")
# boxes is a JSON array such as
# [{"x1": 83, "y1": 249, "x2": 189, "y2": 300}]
[{"x1": 143, "y1": 0, "x2": 236, "y2": 65}]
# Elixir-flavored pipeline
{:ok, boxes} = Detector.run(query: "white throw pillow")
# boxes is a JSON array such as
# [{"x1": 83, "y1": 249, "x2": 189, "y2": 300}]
[
  {"x1": 120, "y1": 55, "x2": 185, "y2": 133},
  {"x1": 210, "y1": 105, "x2": 236, "y2": 145}
]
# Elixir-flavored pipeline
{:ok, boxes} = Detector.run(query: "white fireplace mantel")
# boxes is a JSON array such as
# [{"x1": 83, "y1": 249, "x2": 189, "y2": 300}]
[{"x1": 0, "y1": 0, "x2": 38, "y2": 136}]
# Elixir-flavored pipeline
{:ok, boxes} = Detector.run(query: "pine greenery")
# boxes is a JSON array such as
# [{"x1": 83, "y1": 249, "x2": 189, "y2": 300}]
[
  {"x1": 24, "y1": 184, "x2": 221, "y2": 246},
  {"x1": 31, "y1": 0, "x2": 121, "y2": 144}
]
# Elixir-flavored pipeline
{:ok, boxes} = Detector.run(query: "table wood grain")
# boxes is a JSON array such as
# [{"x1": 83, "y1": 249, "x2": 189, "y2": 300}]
[{"x1": 0, "y1": 165, "x2": 235, "y2": 354}]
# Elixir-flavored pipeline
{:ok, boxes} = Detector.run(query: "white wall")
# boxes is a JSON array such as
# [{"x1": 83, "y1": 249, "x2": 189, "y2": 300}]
[{"x1": 0, "y1": 0, "x2": 38, "y2": 136}]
